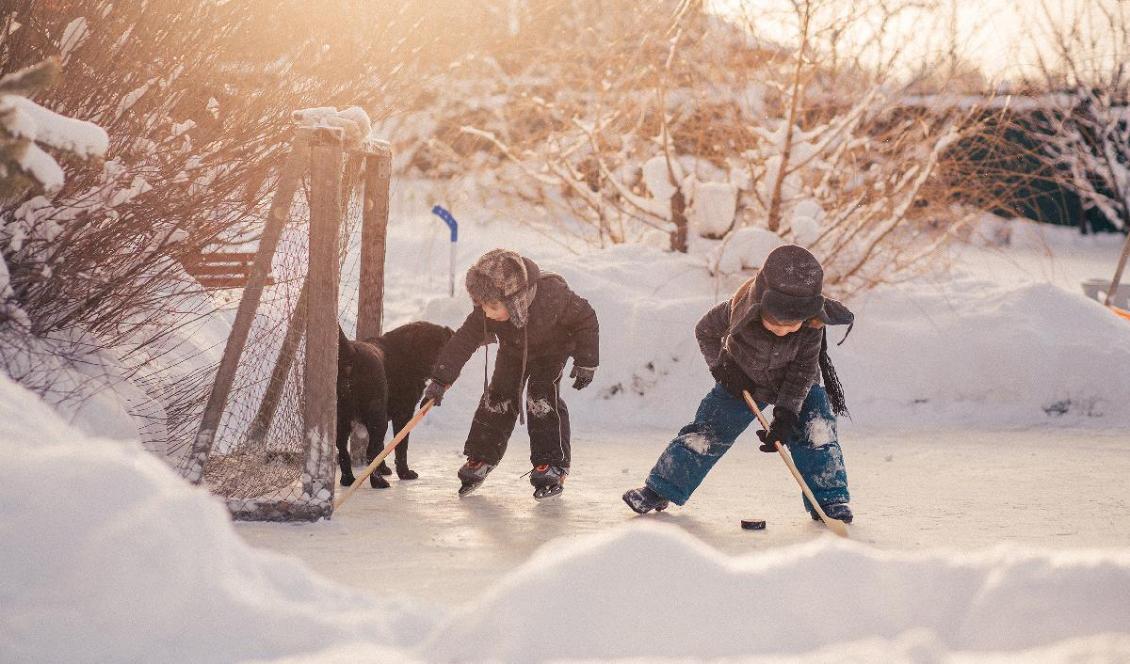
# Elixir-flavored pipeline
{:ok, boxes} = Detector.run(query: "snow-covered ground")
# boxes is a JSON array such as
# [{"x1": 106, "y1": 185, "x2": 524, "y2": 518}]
[
  {"x1": 4, "y1": 382, "x2": 1130, "y2": 662},
  {"x1": 4, "y1": 185, "x2": 1130, "y2": 662}
]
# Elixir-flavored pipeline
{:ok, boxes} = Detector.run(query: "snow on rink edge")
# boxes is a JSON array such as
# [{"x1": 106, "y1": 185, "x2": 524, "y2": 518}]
[
  {"x1": 424, "y1": 522, "x2": 1130, "y2": 662},
  {"x1": 0, "y1": 374, "x2": 425, "y2": 664},
  {"x1": 3, "y1": 374, "x2": 1130, "y2": 662}
]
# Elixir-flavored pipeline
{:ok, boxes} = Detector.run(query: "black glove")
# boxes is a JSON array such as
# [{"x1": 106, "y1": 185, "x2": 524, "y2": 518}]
[
  {"x1": 709, "y1": 354, "x2": 755, "y2": 399},
  {"x1": 756, "y1": 407, "x2": 798, "y2": 453},
  {"x1": 420, "y1": 380, "x2": 448, "y2": 408},
  {"x1": 570, "y1": 365, "x2": 596, "y2": 390}
]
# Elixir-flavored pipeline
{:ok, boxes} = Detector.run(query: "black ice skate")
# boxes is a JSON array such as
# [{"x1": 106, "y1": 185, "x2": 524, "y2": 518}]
[
  {"x1": 457, "y1": 458, "x2": 496, "y2": 497},
  {"x1": 622, "y1": 486, "x2": 669, "y2": 514},
  {"x1": 530, "y1": 464, "x2": 567, "y2": 500}
]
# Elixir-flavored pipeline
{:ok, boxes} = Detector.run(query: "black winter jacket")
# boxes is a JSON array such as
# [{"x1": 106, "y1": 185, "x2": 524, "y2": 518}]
[
  {"x1": 431, "y1": 272, "x2": 599, "y2": 386},
  {"x1": 696, "y1": 300, "x2": 822, "y2": 414}
]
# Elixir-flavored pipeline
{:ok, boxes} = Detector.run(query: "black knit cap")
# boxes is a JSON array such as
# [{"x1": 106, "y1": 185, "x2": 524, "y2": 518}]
[{"x1": 753, "y1": 245, "x2": 825, "y2": 322}]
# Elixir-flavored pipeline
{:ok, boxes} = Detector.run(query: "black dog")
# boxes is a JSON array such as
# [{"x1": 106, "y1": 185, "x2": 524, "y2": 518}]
[{"x1": 337, "y1": 321, "x2": 454, "y2": 488}]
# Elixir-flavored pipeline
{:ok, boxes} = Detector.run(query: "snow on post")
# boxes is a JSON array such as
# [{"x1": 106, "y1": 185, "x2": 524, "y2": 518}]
[{"x1": 292, "y1": 105, "x2": 373, "y2": 149}]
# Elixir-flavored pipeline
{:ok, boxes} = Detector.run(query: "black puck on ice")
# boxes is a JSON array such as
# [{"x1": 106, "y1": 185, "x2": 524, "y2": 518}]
[{"x1": 740, "y1": 519, "x2": 767, "y2": 530}]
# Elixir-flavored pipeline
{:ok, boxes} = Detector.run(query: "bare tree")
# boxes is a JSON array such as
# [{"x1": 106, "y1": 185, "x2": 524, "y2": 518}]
[
  {"x1": 429, "y1": 0, "x2": 992, "y2": 293},
  {"x1": 1028, "y1": 0, "x2": 1128, "y2": 234},
  {"x1": 1021, "y1": 0, "x2": 1129, "y2": 303}
]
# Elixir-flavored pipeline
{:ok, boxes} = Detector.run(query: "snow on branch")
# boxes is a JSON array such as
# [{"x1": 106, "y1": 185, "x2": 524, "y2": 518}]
[
  {"x1": 0, "y1": 59, "x2": 108, "y2": 196},
  {"x1": 2, "y1": 95, "x2": 109, "y2": 159}
]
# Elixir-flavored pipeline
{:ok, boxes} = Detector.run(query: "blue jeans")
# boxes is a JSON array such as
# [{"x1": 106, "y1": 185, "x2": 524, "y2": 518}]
[{"x1": 645, "y1": 383, "x2": 849, "y2": 510}]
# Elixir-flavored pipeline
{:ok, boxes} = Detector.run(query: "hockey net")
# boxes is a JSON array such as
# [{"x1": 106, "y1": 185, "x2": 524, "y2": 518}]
[{"x1": 160, "y1": 126, "x2": 387, "y2": 521}]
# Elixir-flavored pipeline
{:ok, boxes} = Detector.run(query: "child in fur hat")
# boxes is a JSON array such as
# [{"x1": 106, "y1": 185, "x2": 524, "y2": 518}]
[
  {"x1": 623, "y1": 244, "x2": 856, "y2": 523},
  {"x1": 422, "y1": 249, "x2": 600, "y2": 499}
]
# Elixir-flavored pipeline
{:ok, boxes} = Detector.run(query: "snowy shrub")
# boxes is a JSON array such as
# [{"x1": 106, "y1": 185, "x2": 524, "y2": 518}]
[
  {"x1": 0, "y1": 2, "x2": 441, "y2": 399},
  {"x1": 0, "y1": 58, "x2": 107, "y2": 327},
  {"x1": 391, "y1": 0, "x2": 998, "y2": 295},
  {"x1": 1025, "y1": 1, "x2": 1129, "y2": 235},
  {"x1": 1029, "y1": 94, "x2": 1128, "y2": 234}
]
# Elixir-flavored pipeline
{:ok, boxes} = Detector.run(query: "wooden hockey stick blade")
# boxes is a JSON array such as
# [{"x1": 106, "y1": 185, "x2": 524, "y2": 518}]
[
  {"x1": 741, "y1": 391, "x2": 849, "y2": 538},
  {"x1": 333, "y1": 399, "x2": 435, "y2": 511},
  {"x1": 773, "y1": 440, "x2": 849, "y2": 538}
]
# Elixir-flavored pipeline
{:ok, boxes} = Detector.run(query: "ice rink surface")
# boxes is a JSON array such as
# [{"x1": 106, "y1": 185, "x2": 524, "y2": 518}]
[{"x1": 236, "y1": 424, "x2": 1130, "y2": 607}]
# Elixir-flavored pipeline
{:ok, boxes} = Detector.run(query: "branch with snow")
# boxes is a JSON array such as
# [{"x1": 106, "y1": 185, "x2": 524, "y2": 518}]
[
  {"x1": 0, "y1": 59, "x2": 108, "y2": 196},
  {"x1": 1030, "y1": 91, "x2": 1128, "y2": 232},
  {"x1": 1, "y1": 58, "x2": 108, "y2": 327}
]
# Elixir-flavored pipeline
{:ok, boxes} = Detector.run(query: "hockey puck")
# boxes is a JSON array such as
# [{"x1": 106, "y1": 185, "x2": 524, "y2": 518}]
[{"x1": 740, "y1": 519, "x2": 767, "y2": 530}]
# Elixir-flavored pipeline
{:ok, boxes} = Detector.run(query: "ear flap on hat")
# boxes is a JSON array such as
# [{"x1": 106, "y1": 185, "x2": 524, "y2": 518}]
[
  {"x1": 502, "y1": 254, "x2": 536, "y2": 328},
  {"x1": 818, "y1": 298, "x2": 854, "y2": 326},
  {"x1": 819, "y1": 298, "x2": 855, "y2": 345}
]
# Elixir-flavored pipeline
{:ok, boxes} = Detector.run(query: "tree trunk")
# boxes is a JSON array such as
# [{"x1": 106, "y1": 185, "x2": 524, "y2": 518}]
[
  {"x1": 669, "y1": 189, "x2": 688, "y2": 253},
  {"x1": 766, "y1": 1, "x2": 811, "y2": 233}
]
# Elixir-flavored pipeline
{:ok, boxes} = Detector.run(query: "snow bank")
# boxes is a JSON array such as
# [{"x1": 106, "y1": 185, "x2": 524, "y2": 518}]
[
  {"x1": 839, "y1": 266, "x2": 1130, "y2": 425},
  {"x1": 378, "y1": 203, "x2": 1130, "y2": 431},
  {"x1": 0, "y1": 374, "x2": 424, "y2": 664},
  {"x1": 424, "y1": 522, "x2": 1130, "y2": 662}
]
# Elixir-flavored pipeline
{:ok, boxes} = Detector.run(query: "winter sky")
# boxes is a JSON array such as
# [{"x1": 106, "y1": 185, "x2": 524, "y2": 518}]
[{"x1": 708, "y1": 0, "x2": 1121, "y2": 86}]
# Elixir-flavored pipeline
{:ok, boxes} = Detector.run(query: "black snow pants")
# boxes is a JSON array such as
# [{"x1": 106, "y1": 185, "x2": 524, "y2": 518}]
[{"x1": 463, "y1": 351, "x2": 571, "y2": 468}]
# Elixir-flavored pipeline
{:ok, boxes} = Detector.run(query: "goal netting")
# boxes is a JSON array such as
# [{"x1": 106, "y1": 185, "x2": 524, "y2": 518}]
[{"x1": 162, "y1": 126, "x2": 388, "y2": 521}]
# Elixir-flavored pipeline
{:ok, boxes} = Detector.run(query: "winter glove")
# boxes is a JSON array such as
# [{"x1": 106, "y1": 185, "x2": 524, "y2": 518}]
[
  {"x1": 756, "y1": 407, "x2": 799, "y2": 453},
  {"x1": 420, "y1": 380, "x2": 448, "y2": 408},
  {"x1": 570, "y1": 365, "x2": 596, "y2": 390},
  {"x1": 709, "y1": 354, "x2": 756, "y2": 399}
]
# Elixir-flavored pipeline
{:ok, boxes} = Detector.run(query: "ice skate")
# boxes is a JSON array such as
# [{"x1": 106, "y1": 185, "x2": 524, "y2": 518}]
[
  {"x1": 530, "y1": 464, "x2": 567, "y2": 500},
  {"x1": 457, "y1": 458, "x2": 496, "y2": 497}
]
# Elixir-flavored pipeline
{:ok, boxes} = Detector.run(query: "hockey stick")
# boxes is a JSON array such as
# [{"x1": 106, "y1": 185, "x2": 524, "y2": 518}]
[
  {"x1": 741, "y1": 391, "x2": 849, "y2": 538},
  {"x1": 333, "y1": 399, "x2": 435, "y2": 512}
]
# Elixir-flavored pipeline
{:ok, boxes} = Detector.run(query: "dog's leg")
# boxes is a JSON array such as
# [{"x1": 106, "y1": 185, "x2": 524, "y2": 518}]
[
  {"x1": 363, "y1": 406, "x2": 391, "y2": 489},
  {"x1": 374, "y1": 420, "x2": 393, "y2": 477},
  {"x1": 336, "y1": 412, "x2": 356, "y2": 487},
  {"x1": 373, "y1": 424, "x2": 393, "y2": 478},
  {"x1": 391, "y1": 407, "x2": 418, "y2": 480}
]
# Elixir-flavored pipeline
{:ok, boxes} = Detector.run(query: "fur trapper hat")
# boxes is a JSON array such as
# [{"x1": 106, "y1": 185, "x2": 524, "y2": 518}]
[{"x1": 465, "y1": 249, "x2": 540, "y2": 328}]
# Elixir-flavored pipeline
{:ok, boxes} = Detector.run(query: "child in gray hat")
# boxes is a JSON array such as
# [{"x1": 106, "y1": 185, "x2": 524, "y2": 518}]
[
  {"x1": 422, "y1": 249, "x2": 599, "y2": 499},
  {"x1": 623, "y1": 244, "x2": 856, "y2": 523}
]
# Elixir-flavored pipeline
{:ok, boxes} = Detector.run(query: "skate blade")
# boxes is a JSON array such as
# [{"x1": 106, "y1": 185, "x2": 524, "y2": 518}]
[
  {"x1": 458, "y1": 482, "x2": 482, "y2": 497},
  {"x1": 533, "y1": 485, "x2": 564, "y2": 500}
]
